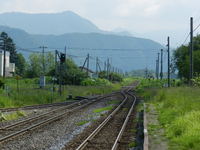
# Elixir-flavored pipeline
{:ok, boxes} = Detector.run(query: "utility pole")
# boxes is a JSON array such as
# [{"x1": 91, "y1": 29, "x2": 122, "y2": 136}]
[
  {"x1": 167, "y1": 36, "x2": 170, "y2": 87},
  {"x1": 156, "y1": 59, "x2": 158, "y2": 79},
  {"x1": 160, "y1": 49, "x2": 163, "y2": 80},
  {"x1": 39, "y1": 46, "x2": 47, "y2": 88},
  {"x1": 3, "y1": 41, "x2": 6, "y2": 78},
  {"x1": 107, "y1": 58, "x2": 109, "y2": 79},
  {"x1": 55, "y1": 50, "x2": 58, "y2": 76},
  {"x1": 157, "y1": 52, "x2": 160, "y2": 79},
  {"x1": 145, "y1": 67, "x2": 148, "y2": 78},
  {"x1": 64, "y1": 46, "x2": 67, "y2": 58},
  {"x1": 87, "y1": 53, "x2": 89, "y2": 76},
  {"x1": 96, "y1": 57, "x2": 98, "y2": 74},
  {"x1": 39, "y1": 46, "x2": 47, "y2": 75},
  {"x1": 189, "y1": 17, "x2": 193, "y2": 85},
  {"x1": 104, "y1": 61, "x2": 106, "y2": 71}
]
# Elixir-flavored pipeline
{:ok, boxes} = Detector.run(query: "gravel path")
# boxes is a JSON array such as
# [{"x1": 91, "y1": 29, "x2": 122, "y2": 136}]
[{"x1": 0, "y1": 93, "x2": 122, "y2": 150}]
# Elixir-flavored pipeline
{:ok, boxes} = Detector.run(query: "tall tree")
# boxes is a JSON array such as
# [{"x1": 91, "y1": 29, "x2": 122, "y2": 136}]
[
  {"x1": 173, "y1": 34, "x2": 200, "y2": 80},
  {"x1": 15, "y1": 53, "x2": 26, "y2": 76},
  {"x1": 25, "y1": 53, "x2": 55, "y2": 78},
  {"x1": 0, "y1": 32, "x2": 17, "y2": 63}
]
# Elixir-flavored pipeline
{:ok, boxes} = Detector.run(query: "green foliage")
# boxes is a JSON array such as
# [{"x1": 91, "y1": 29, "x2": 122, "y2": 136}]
[
  {"x1": 173, "y1": 34, "x2": 200, "y2": 80},
  {"x1": 98, "y1": 71, "x2": 123, "y2": 82},
  {"x1": 0, "y1": 78, "x2": 5, "y2": 89},
  {"x1": 0, "y1": 32, "x2": 17, "y2": 63},
  {"x1": 93, "y1": 106, "x2": 113, "y2": 113},
  {"x1": 191, "y1": 75, "x2": 200, "y2": 86},
  {"x1": 2, "y1": 111, "x2": 26, "y2": 121},
  {"x1": 81, "y1": 78, "x2": 112, "y2": 86},
  {"x1": 107, "y1": 100, "x2": 120, "y2": 104},
  {"x1": 76, "y1": 120, "x2": 89, "y2": 126},
  {"x1": 61, "y1": 59, "x2": 88, "y2": 85},
  {"x1": 0, "y1": 77, "x2": 135, "y2": 108},
  {"x1": 25, "y1": 53, "x2": 55, "y2": 78},
  {"x1": 147, "y1": 87, "x2": 200, "y2": 150},
  {"x1": 15, "y1": 53, "x2": 26, "y2": 76}
]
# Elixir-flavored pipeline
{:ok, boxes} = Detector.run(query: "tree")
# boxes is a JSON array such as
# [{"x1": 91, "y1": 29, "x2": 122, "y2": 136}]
[
  {"x1": 173, "y1": 34, "x2": 200, "y2": 80},
  {"x1": 25, "y1": 52, "x2": 55, "y2": 78},
  {"x1": 61, "y1": 59, "x2": 87, "y2": 85},
  {"x1": 0, "y1": 32, "x2": 17, "y2": 63},
  {"x1": 98, "y1": 71, "x2": 122, "y2": 82},
  {"x1": 15, "y1": 53, "x2": 26, "y2": 76}
]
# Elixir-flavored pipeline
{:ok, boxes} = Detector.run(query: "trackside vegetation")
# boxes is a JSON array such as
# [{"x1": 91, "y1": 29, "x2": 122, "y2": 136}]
[
  {"x1": 138, "y1": 79, "x2": 200, "y2": 150},
  {"x1": 0, "y1": 77, "x2": 136, "y2": 108}
]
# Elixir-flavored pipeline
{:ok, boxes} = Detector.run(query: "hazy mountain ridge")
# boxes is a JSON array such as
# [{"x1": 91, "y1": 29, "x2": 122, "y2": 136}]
[
  {"x1": 0, "y1": 11, "x2": 101, "y2": 35},
  {"x1": 0, "y1": 25, "x2": 163, "y2": 71}
]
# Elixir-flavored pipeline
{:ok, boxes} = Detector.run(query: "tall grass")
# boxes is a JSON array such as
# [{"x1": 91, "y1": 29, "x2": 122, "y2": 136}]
[
  {"x1": 0, "y1": 77, "x2": 136, "y2": 108},
  {"x1": 148, "y1": 87, "x2": 200, "y2": 150}
]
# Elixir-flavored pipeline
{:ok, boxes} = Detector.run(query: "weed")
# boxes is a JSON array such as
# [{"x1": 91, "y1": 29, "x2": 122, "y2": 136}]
[
  {"x1": 143, "y1": 87, "x2": 200, "y2": 150},
  {"x1": 76, "y1": 120, "x2": 89, "y2": 126},
  {"x1": 93, "y1": 106, "x2": 113, "y2": 113},
  {"x1": 128, "y1": 141, "x2": 136, "y2": 148},
  {"x1": 107, "y1": 100, "x2": 120, "y2": 105},
  {"x1": 2, "y1": 111, "x2": 26, "y2": 121}
]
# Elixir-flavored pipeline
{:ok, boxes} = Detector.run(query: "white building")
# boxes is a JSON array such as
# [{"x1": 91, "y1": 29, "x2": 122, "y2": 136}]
[{"x1": 0, "y1": 49, "x2": 15, "y2": 77}]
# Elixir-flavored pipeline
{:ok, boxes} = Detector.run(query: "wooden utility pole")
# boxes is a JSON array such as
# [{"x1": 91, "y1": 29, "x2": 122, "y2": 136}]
[
  {"x1": 156, "y1": 59, "x2": 158, "y2": 79},
  {"x1": 39, "y1": 46, "x2": 47, "y2": 75},
  {"x1": 189, "y1": 17, "x2": 193, "y2": 85},
  {"x1": 160, "y1": 49, "x2": 163, "y2": 80},
  {"x1": 87, "y1": 53, "x2": 89, "y2": 76},
  {"x1": 64, "y1": 46, "x2": 67, "y2": 58},
  {"x1": 96, "y1": 57, "x2": 98, "y2": 74},
  {"x1": 167, "y1": 36, "x2": 170, "y2": 87},
  {"x1": 107, "y1": 58, "x2": 109, "y2": 79},
  {"x1": 3, "y1": 42, "x2": 6, "y2": 78},
  {"x1": 157, "y1": 52, "x2": 160, "y2": 79}
]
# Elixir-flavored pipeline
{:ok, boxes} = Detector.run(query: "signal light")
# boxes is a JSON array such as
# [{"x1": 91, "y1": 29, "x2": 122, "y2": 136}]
[{"x1": 60, "y1": 53, "x2": 66, "y2": 63}]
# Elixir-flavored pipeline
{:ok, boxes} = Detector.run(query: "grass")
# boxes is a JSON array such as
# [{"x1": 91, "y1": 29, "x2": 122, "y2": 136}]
[
  {"x1": 143, "y1": 87, "x2": 200, "y2": 150},
  {"x1": 93, "y1": 106, "x2": 113, "y2": 113},
  {"x1": 76, "y1": 120, "x2": 90, "y2": 126},
  {"x1": 0, "y1": 77, "x2": 136, "y2": 108},
  {"x1": 128, "y1": 141, "x2": 136, "y2": 148},
  {"x1": 107, "y1": 100, "x2": 120, "y2": 105},
  {"x1": 0, "y1": 111, "x2": 26, "y2": 121}
]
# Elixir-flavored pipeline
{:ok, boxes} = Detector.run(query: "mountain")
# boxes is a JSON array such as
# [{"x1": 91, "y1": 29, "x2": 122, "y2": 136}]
[
  {"x1": 0, "y1": 11, "x2": 101, "y2": 35},
  {"x1": 0, "y1": 26, "x2": 164, "y2": 71}
]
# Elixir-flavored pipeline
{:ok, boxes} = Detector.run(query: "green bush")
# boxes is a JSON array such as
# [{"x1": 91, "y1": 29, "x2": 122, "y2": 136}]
[
  {"x1": 81, "y1": 78, "x2": 112, "y2": 86},
  {"x1": 0, "y1": 79, "x2": 5, "y2": 89}
]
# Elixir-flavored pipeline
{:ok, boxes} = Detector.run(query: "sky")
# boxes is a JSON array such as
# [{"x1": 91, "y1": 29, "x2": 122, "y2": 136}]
[{"x1": 0, "y1": 0, "x2": 200, "y2": 47}]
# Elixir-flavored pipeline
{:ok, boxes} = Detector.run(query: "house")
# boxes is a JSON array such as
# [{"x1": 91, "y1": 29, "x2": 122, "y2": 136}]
[
  {"x1": 0, "y1": 49, "x2": 15, "y2": 77},
  {"x1": 79, "y1": 66, "x2": 95, "y2": 78}
]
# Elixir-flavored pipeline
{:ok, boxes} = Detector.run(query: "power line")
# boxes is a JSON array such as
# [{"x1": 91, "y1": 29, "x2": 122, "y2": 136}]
[{"x1": 193, "y1": 23, "x2": 200, "y2": 32}]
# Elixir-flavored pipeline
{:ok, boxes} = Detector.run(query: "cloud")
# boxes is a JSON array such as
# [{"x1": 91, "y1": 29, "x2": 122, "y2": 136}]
[{"x1": 0, "y1": 0, "x2": 200, "y2": 46}]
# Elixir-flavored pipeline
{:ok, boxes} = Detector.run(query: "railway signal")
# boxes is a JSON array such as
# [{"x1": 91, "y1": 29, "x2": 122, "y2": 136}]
[{"x1": 60, "y1": 53, "x2": 66, "y2": 63}]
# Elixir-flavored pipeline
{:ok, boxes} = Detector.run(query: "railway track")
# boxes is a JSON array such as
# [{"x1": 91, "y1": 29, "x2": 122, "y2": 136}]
[
  {"x1": 0, "y1": 96, "x2": 98, "y2": 112},
  {"x1": 0, "y1": 93, "x2": 115, "y2": 143},
  {"x1": 75, "y1": 85, "x2": 137, "y2": 150}
]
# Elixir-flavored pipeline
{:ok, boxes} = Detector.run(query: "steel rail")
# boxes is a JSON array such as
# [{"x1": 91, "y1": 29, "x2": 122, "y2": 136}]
[
  {"x1": 0, "y1": 99, "x2": 89, "y2": 130},
  {"x1": 0, "y1": 93, "x2": 115, "y2": 143},
  {"x1": 76, "y1": 90, "x2": 128, "y2": 150},
  {"x1": 0, "y1": 101, "x2": 77, "y2": 112},
  {"x1": 111, "y1": 91, "x2": 137, "y2": 150}
]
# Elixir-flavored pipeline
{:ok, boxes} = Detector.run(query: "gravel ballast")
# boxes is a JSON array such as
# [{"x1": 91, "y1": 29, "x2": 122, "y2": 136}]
[{"x1": 0, "y1": 93, "x2": 123, "y2": 150}]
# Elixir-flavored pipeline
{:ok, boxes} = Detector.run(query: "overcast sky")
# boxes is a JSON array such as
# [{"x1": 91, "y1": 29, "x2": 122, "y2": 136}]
[{"x1": 0, "y1": 0, "x2": 200, "y2": 47}]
